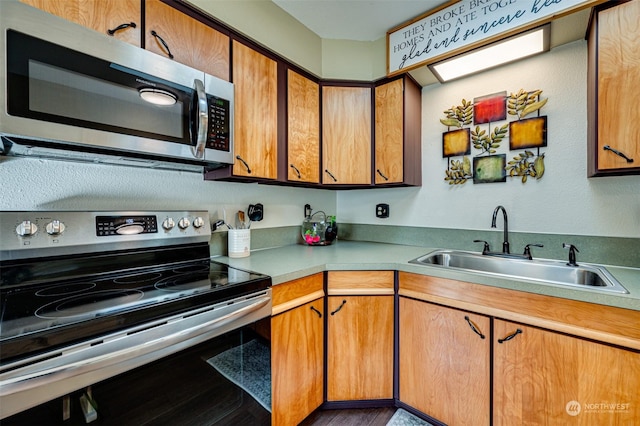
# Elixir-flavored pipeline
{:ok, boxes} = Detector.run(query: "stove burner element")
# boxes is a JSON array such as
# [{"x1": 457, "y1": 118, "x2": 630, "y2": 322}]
[
  {"x1": 36, "y1": 282, "x2": 97, "y2": 297},
  {"x1": 173, "y1": 264, "x2": 210, "y2": 274},
  {"x1": 35, "y1": 290, "x2": 144, "y2": 319},
  {"x1": 155, "y1": 275, "x2": 212, "y2": 292},
  {"x1": 113, "y1": 272, "x2": 163, "y2": 285}
]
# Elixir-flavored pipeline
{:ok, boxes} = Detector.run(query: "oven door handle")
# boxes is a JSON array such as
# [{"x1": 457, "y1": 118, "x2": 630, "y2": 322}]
[{"x1": 0, "y1": 294, "x2": 270, "y2": 396}]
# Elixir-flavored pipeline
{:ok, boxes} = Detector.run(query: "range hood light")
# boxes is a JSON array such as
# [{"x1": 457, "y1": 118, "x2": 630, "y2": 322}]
[
  {"x1": 139, "y1": 88, "x2": 177, "y2": 106},
  {"x1": 429, "y1": 24, "x2": 550, "y2": 83}
]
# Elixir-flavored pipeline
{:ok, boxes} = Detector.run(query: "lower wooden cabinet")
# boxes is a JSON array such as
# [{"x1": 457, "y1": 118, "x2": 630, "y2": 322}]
[
  {"x1": 399, "y1": 297, "x2": 490, "y2": 425},
  {"x1": 270, "y1": 273, "x2": 324, "y2": 426},
  {"x1": 271, "y1": 298, "x2": 324, "y2": 426},
  {"x1": 327, "y1": 295, "x2": 394, "y2": 401},
  {"x1": 494, "y1": 319, "x2": 640, "y2": 425},
  {"x1": 326, "y1": 271, "x2": 394, "y2": 401}
]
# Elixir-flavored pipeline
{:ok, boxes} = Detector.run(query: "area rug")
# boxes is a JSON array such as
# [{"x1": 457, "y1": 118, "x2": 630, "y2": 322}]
[
  {"x1": 386, "y1": 408, "x2": 434, "y2": 426},
  {"x1": 206, "y1": 339, "x2": 271, "y2": 412}
]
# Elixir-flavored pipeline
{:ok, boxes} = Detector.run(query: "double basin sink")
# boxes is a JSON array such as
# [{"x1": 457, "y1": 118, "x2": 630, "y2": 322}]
[{"x1": 409, "y1": 250, "x2": 629, "y2": 294}]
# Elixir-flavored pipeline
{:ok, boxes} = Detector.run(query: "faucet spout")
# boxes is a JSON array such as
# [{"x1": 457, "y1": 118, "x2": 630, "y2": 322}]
[{"x1": 491, "y1": 205, "x2": 510, "y2": 254}]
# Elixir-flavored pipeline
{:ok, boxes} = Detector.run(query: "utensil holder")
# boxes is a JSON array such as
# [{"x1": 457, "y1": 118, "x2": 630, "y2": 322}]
[{"x1": 228, "y1": 229, "x2": 250, "y2": 258}]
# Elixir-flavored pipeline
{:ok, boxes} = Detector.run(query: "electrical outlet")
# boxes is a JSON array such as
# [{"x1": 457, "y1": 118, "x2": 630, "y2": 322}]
[{"x1": 376, "y1": 203, "x2": 389, "y2": 218}]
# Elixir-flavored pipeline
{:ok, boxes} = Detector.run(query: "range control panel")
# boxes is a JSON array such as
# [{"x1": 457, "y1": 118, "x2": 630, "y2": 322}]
[{"x1": 0, "y1": 210, "x2": 211, "y2": 261}]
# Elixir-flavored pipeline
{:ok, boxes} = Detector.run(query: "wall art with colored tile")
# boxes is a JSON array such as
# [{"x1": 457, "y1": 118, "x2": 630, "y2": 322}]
[{"x1": 442, "y1": 89, "x2": 547, "y2": 185}]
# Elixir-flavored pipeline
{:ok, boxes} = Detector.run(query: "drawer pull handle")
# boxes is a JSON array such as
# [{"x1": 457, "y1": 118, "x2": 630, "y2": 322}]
[
  {"x1": 603, "y1": 145, "x2": 634, "y2": 163},
  {"x1": 376, "y1": 169, "x2": 389, "y2": 181},
  {"x1": 330, "y1": 299, "x2": 347, "y2": 315},
  {"x1": 324, "y1": 169, "x2": 338, "y2": 182},
  {"x1": 464, "y1": 316, "x2": 485, "y2": 339},
  {"x1": 290, "y1": 164, "x2": 301, "y2": 179},
  {"x1": 310, "y1": 306, "x2": 322, "y2": 318},
  {"x1": 236, "y1": 155, "x2": 252, "y2": 173},
  {"x1": 150, "y1": 30, "x2": 174, "y2": 59},
  {"x1": 498, "y1": 328, "x2": 522, "y2": 344},
  {"x1": 107, "y1": 22, "x2": 137, "y2": 36}
]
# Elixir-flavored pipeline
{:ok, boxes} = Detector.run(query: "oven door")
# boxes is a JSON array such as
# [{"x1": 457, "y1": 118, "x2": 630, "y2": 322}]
[{"x1": 0, "y1": 289, "x2": 272, "y2": 420}]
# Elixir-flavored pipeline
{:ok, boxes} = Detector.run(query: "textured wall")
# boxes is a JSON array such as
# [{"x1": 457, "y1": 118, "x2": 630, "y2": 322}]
[{"x1": 337, "y1": 40, "x2": 640, "y2": 239}]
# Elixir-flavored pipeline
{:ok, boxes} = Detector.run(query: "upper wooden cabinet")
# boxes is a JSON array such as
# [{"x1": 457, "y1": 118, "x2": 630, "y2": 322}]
[
  {"x1": 286, "y1": 69, "x2": 320, "y2": 184},
  {"x1": 21, "y1": 0, "x2": 230, "y2": 80},
  {"x1": 587, "y1": 0, "x2": 640, "y2": 176},
  {"x1": 322, "y1": 86, "x2": 372, "y2": 185},
  {"x1": 20, "y1": 0, "x2": 141, "y2": 46},
  {"x1": 229, "y1": 41, "x2": 278, "y2": 180},
  {"x1": 375, "y1": 76, "x2": 422, "y2": 186},
  {"x1": 144, "y1": 0, "x2": 229, "y2": 81}
]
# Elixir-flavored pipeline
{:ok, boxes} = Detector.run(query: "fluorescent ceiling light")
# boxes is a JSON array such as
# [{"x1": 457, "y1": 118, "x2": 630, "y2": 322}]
[{"x1": 429, "y1": 24, "x2": 550, "y2": 83}]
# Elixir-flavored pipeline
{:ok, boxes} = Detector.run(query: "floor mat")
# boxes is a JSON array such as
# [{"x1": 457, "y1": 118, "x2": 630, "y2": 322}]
[
  {"x1": 386, "y1": 408, "x2": 434, "y2": 426},
  {"x1": 206, "y1": 339, "x2": 271, "y2": 412}
]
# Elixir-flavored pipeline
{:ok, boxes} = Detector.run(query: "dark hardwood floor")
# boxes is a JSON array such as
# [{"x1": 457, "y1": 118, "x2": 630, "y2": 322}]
[{"x1": 300, "y1": 408, "x2": 397, "y2": 426}]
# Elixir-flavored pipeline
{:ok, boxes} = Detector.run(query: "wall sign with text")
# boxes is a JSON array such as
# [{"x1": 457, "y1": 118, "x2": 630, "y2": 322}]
[{"x1": 387, "y1": 0, "x2": 603, "y2": 75}]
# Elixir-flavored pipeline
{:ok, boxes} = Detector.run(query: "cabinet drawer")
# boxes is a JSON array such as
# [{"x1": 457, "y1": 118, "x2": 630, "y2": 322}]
[
  {"x1": 272, "y1": 273, "x2": 324, "y2": 315},
  {"x1": 327, "y1": 271, "x2": 394, "y2": 295}
]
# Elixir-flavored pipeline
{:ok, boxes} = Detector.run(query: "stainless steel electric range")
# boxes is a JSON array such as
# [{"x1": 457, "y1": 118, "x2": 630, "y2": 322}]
[{"x1": 0, "y1": 210, "x2": 272, "y2": 420}]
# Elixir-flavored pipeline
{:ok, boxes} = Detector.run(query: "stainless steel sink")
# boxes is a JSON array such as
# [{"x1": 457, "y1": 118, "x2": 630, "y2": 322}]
[{"x1": 409, "y1": 250, "x2": 629, "y2": 294}]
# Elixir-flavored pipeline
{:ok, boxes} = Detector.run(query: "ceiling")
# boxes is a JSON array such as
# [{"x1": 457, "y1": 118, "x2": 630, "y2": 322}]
[
  {"x1": 270, "y1": 0, "x2": 592, "y2": 85},
  {"x1": 271, "y1": 0, "x2": 449, "y2": 42}
]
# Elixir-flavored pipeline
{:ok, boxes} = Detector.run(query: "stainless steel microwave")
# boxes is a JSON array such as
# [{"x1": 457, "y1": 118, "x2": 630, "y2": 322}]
[{"x1": 0, "y1": 1, "x2": 234, "y2": 172}]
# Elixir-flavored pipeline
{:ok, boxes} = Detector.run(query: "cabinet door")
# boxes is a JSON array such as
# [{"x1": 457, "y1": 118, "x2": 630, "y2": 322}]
[
  {"x1": 327, "y1": 295, "x2": 393, "y2": 401},
  {"x1": 494, "y1": 320, "x2": 640, "y2": 425},
  {"x1": 272, "y1": 298, "x2": 324, "y2": 426},
  {"x1": 145, "y1": 0, "x2": 229, "y2": 81},
  {"x1": 375, "y1": 79, "x2": 404, "y2": 184},
  {"x1": 21, "y1": 0, "x2": 141, "y2": 46},
  {"x1": 232, "y1": 41, "x2": 278, "y2": 179},
  {"x1": 590, "y1": 0, "x2": 640, "y2": 174},
  {"x1": 399, "y1": 298, "x2": 490, "y2": 425},
  {"x1": 322, "y1": 86, "x2": 372, "y2": 185},
  {"x1": 287, "y1": 70, "x2": 320, "y2": 183}
]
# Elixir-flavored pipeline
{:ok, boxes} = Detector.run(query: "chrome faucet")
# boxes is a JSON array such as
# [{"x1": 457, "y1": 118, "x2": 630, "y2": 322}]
[{"x1": 491, "y1": 205, "x2": 510, "y2": 254}]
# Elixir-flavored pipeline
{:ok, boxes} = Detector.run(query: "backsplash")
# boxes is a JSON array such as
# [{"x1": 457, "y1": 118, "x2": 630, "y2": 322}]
[{"x1": 210, "y1": 224, "x2": 640, "y2": 268}]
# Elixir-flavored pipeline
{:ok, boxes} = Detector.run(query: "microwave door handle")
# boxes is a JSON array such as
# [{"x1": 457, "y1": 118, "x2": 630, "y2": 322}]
[{"x1": 192, "y1": 79, "x2": 208, "y2": 159}]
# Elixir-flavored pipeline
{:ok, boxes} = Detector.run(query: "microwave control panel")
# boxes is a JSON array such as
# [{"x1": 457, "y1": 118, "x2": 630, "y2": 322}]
[{"x1": 207, "y1": 95, "x2": 231, "y2": 152}]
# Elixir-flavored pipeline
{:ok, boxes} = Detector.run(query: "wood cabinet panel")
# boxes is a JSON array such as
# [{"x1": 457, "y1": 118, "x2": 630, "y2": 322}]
[
  {"x1": 21, "y1": 0, "x2": 141, "y2": 46},
  {"x1": 232, "y1": 41, "x2": 278, "y2": 179},
  {"x1": 494, "y1": 319, "x2": 640, "y2": 425},
  {"x1": 399, "y1": 272, "x2": 640, "y2": 350},
  {"x1": 589, "y1": 0, "x2": 640, "y2": 175},
  {"x1": 271, "y1": 273, "x2": 324, "y2": 315},
  {"x1": 322, "y1": 86, "x2": 372, "y2": 185},
  {"x1": 287, "y1": 70, "x2": 320, "y2": 183},
  {"x1": 327, "y1": 295, "x2": 394, "y2": 401},
  {"x1": 327, "y1": 270, "x2": 394, "y2": 295},
  {"x1": 144, "y1": 0, "x2": 229, "y2": 80},
  {"x1": 272, "y1": 298, "x2": 324, "y2": 426},
  {"x1": 399, "y1": 298, "x2": 490, "y2": 425},
  {"x1": 375, "y1": 79, "x2": 404, "y2": 184}
]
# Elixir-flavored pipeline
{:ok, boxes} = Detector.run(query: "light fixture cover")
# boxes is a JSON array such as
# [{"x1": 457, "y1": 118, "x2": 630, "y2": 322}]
[
  {"x1": 139, "y1": 88, "x2": 178, "y2": 106},
  {"x1": 429, "y1": 24, "x2": 550, "y2": 83}
]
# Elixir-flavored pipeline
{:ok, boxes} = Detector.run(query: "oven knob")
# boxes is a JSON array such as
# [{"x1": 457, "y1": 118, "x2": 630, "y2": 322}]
[
  {"x1": 16, "y1": 220, "x2": 38, "y2": 237},
  {"x1": 178, "y1": 217, "x2": 191, "y2": 229},
  {"x1": 193, "y1": 216, "x2": 205, "y2": 228},
  {"x1": 162, "y1": 218, "x2": 176, "y2": 231},
  {"x1": 45, "y1": 220, "x2": 66, "y2": 235}
]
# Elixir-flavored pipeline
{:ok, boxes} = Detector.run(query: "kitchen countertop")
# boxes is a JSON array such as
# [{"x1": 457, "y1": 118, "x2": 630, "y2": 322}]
[{"x1": 212, "y1": 240, "x2": 640, "y2": 312}]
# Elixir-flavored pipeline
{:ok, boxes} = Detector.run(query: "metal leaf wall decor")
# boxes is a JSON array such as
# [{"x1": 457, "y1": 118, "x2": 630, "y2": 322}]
[{"x1": 442, "y1": 89, "x2": 547, "y2": 185}]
